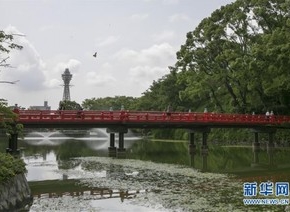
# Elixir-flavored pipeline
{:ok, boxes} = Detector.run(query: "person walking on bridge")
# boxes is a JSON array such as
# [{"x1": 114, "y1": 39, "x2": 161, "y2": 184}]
[{"x1": 166, "y1": 105, "x2": 172, "y2": 116}]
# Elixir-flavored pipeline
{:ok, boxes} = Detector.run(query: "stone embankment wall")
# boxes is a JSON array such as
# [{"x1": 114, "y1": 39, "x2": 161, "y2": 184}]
[{"x1": 0, "y1": 174, "x2": 32, "y2": 211}]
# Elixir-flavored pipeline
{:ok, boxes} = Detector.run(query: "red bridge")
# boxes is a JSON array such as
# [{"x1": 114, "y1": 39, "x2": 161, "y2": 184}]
[
  {"x1": 8, "y1": 109, "x2": 290, "y2": 129},
  {"x1": 2, "y1": 109, "x2": 288, "y2": 167}
]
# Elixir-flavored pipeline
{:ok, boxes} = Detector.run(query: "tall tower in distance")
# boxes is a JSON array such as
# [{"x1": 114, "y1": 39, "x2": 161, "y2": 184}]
[{"x1": 62, "y1": 68, "x2": 72, "y2": 101}]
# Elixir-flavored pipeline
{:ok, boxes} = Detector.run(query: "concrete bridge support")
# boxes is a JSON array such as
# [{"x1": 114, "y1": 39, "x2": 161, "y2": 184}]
[
  {"x1": 188, "y1": 132, "x2": 196, "y2": 166},
  {"x1": 201, "y1": 131, "x2": 209, "y2": 171},
  {"x1": 252, "y1": 132, "x2": 260, "y2": 166},
  {"x1": 117, "y1": 132, "x2": 126, "y2": 159},
  {"x1": 267, "y1": 132, "x2": 275, "y2": 168},
  {"x1": 251, "y1": 128, "x2": 276, "y2": 167},
  {"x1": 188, "y1": 127, "x2": 210, "y2": 171},
  {"x1": 108, "y1": 133, "x2": 116, "y2": 157},
  {"x1": 107, "y1": 127, "x2": 128, "y2": 158},
  {"x1": 6, "y1": 133, "x2": 20, "y2": 154}
]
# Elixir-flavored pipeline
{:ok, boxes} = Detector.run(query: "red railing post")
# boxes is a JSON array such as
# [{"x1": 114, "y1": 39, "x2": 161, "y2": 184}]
[
  {"x1": 203, "y1": 112, "x2": 208, "y2": 121},
  {"x1": 60, "y1": 111, "x2": 64, "y2": 120},
  {"x1": 120, "y1": 111, "x2": 124, "y2": 121},
  {"x1": 162, "y1": 113, "x2": 165, "y2": 121}
]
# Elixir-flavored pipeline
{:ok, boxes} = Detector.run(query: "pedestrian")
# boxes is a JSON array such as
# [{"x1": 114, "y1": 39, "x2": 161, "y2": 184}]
[
  {"x1": 77, "y1": 104, "x2": 83, "y2": 118},
  {"x1": 166, "y1": 105, "x2": 172, "y2": 116},
  {"x1": 266, "y1": 110, "x2": 270, "y2": 121}
]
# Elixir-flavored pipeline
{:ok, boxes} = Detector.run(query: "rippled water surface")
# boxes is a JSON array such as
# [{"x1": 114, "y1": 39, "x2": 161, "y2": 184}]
[
  {"x1": 1, "y1": 129, "x2": 290, "y2": 211},
  {"x1": 27, "y1": 155, "x2": 242, "y2": 211}
]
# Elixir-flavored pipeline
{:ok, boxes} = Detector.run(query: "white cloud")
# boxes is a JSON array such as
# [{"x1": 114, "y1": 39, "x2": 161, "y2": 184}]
[
  {"x1": 114, "y1": 43, "x2": 175, "y2": 90},
  {"x1": 97, "y1": 36, "x2": 120, "y2": 47},
  {"x1": 142, "y1": 0, "x2": 155, "y2": 3},
  {"x1": 43, "y1": 59, "x2": 81, "y2": 88},
  {"x1": 129, "y1": 65, "x2": 167, "y2": 84},
  {"x1": 169, "y1": 13, "x2": 190, "y2": 22},
  {"x1": 130, "y1": 13, "x2": 149, "y2": 21},
  {"x1": 163, "y1": 0, "x2": 179, "y2": 5},
  {"x1": 44, "y1": 78, "x2": 61, "y2": 88},
  {"x1": 127, "y1": 65, "x2": 169, "y2": 93},
  {"x1": 102, "y1": 62, "x2": 113, "y2": 70},
  {"x1": 115, "y1": 43, "x2": 175, "y2": 67},
  {"x1": 141, "y1": 43, "x2": 175, "y2": 63},
  {"x1": 39, "y1": 25, "x2": 56, "y2": 32},
  {"x1": 1, "y1": 26, "x2": 82, "y2": 92},
  {"x1": 85, "y1": 71, "x2": 116, "y2": 86},
  {"x1": 143, "y1": 0, "x2": 179, "y2": 4},
  {"x1": 2, "y1": 25, "x2": 46, "y2": 91},
  {"x1": 115, "y1": 48, "x2": 138, "y2": 63},
  {"x1": 54, "y1": 59, "x2": 81, "y2": 74},
  {"x1": 152, "y1": 30, "x2": 175, "y2": 42}
]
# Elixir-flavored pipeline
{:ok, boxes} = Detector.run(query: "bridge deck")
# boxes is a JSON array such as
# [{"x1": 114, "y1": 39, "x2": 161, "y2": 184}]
[{"x1": 2, "y1": 110, "x2": 290, "y2": 129}]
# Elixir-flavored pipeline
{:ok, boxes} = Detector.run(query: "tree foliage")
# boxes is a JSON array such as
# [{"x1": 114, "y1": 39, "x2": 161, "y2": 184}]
[
  {"x1": 176, "y1": 0, "x2": 290, "y2": 114},
  {"x1": 0, "y1": 30, "x2": 23, "y2": 134},
  {"x1": 135, "y1": 68, "x2": 192, "y2": 112},
  {"x1": 0, "y1": 99, "x2": 24, "y2": 138},
  {"x1": 82, "y1": 96, "x2": 138, "y2": 111},
  {"x1": 58, "y1": 100, "x2": 83, "y2": 110},
  {"x1": 0, "y1": 30, "x2": 23, "y2": 70},
  {"x1": 0, "y1": 153, "x2": 26, "y2": 182}
]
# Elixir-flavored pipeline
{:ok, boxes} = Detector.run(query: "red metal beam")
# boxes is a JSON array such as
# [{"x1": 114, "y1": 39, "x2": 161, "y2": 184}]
[{"x1": 2, "y1": 110, "x2": 290, "y2": 129}]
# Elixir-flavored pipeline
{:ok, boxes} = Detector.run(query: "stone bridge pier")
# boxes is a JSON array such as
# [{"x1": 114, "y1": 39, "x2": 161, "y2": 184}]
[
  {"x1": 188, "y1": 127, "x2": 211, "y2": 171},
  {"x1": 106, "y1": 127, "x2": 128, "y2": 158},
  {"x1": 6, "y1": 133, "x2": 20, "y2": 154},
  {"x1": 6, "y1": 124, "x2": 20, "y2": 155},
  {"x1": 251, "y1": 127, "x2": 277, "y2": 168}
]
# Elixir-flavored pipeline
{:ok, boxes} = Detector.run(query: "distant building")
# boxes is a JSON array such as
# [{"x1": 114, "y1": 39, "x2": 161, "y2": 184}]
[{"x1": 29, "y1": 101, "x2": 51, "y2": 110}]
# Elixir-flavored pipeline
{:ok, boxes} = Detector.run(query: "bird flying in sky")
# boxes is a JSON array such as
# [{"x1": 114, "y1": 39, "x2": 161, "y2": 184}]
[{"x1": 93, "y1": 52, "x2": 97, "y2": 58}]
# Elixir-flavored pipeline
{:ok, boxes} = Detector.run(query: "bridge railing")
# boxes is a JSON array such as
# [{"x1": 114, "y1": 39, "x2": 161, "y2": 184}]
[
  {"x1": 117, "y1": 111, "x2": 290, "y2": 125},
  {"x1": 4, "y1": 109, "x2": 290, "y2": 126},
  {"x1": 121, "y1": 111, "x2": 277, "y2": 124}
]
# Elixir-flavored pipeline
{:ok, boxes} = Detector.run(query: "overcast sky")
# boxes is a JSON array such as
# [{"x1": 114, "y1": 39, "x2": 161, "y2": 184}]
[{"x1": 0, "y1": 0, "x2": 234, "y2": 109}]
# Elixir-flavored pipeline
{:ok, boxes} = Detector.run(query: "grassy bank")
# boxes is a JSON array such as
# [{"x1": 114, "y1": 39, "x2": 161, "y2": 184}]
[{"x1": 0, "y1": 153, "x2": 26, "y2": 183}]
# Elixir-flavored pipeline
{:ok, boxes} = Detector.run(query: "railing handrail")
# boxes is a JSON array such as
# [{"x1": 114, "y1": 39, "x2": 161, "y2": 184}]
[{"x1": 1, "y1": 109, "x2": 289, "y2": 127}]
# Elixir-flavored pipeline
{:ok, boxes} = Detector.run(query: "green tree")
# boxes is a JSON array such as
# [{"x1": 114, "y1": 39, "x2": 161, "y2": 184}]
[
  {"x1": 176, "y1": 0, "x2": 290, "y2": 114},
  {"x1": 0, "y1": 153, "x2": 26, "y2": 182},
  {"x1": 58, "y1": 100, "x2": 82, "y2": 110},
  {"x1": 82, "y1": 96, "x2": 138, "y2": 111},
  {"x1": 0, "y1": 30, "x2": 23, "y2": 83},
  {"x1": 0, "y1": 30, "x2": 23, "y2": 133},
  {"x1": 0, "y1": 99, "x2": 24, "y2": 139},
  {"x1": 135, "y1": 68, "x2": 192, "y2": 112}
]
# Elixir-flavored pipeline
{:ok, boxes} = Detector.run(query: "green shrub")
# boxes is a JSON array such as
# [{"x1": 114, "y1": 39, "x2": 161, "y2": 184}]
[{"x1": 0, "y1": 153, "x2": 26, "y2": 182}]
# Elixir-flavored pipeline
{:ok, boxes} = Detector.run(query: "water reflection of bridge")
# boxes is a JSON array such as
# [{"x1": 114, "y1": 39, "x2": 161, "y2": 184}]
[{"x1": 33, "y1": 188, "x2": 146, "y2": 202}]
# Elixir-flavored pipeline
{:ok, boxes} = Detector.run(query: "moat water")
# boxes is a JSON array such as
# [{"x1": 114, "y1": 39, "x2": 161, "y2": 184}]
[{"x1": 1, "y1": 129, "x2": 290, "y2": 211}]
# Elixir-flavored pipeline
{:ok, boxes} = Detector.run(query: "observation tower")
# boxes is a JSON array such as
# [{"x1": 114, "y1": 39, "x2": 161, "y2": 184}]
[{"x1": 62, "y1": 68, "x2": 72, "y2": 101}]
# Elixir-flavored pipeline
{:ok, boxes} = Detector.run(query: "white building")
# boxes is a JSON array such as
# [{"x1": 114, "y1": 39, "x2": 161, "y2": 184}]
[{"x1": 29, "y1": 101, "x2": 51, "y2": 110}]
